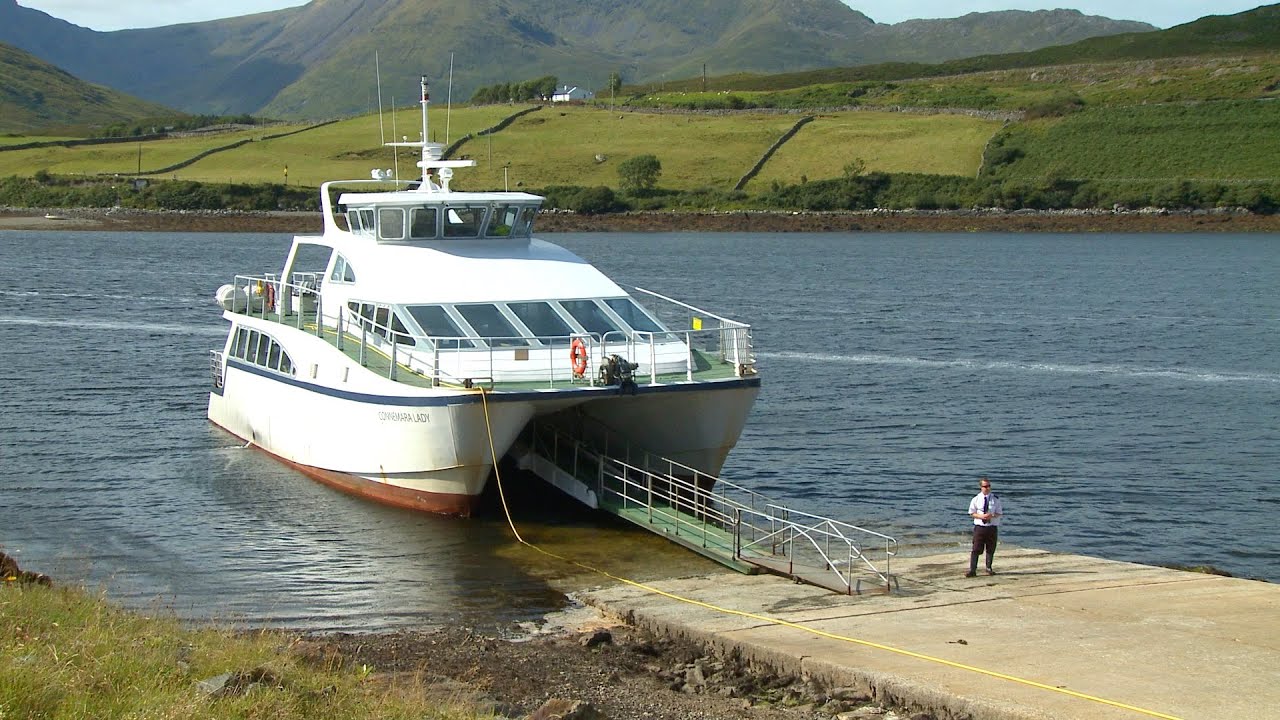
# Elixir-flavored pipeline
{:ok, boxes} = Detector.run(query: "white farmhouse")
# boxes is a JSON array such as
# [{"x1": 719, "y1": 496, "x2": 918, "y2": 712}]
[{"x1": 551, "y1": 85, "x2": 593, "y2": 102}]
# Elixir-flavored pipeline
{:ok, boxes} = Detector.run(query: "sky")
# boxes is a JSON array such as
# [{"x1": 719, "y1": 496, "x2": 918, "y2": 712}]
[{"x1": 15, "y1": 0, "x2": 1268, "y2": 32}]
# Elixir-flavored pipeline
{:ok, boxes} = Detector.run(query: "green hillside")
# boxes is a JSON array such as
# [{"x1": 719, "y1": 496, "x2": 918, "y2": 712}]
[
  {"x1": 983, "y1": 100, "x2": 1280, "y2": 181},
  {"x1": 0, "y1": 42, "x2": 174, "y2": 133},
  {"x1": 642, "y1": 4, "x2": 1280, "y2": 96}
]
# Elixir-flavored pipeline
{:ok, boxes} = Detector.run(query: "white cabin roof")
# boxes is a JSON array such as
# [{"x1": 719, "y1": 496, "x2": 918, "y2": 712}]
[{"x1": 318, "y1": 234, "x2": 625, "y2": 305}]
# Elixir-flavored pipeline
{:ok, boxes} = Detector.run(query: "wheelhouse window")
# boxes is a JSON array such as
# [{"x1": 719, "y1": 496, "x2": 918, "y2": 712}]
[
  {"x1": 405, "y1": 305, "x2": 476, "y2": 349},
  {"x1": 507, "y1": 301, "x2": 573, "y2": 339},
  {"x1": 378, "y1": 208, "x2": 405, "y2": 241},
  {"x1": 485, "y1": 204, "x2": 536, "y2": 238},
  {"x1": 347, "y1": 208, "x2": 376, "y2": 237},
  {"x1": 561, "y1": 300, "x2": 621, "y2": 337},
  {"x1": 456, "y1": 304, "x2": 532, "y2": 347},
  {"x1": 410, "y1": 207, "x2": 438, "y2": 239},
  {"x1": 443, "y1": 206, "x2": 484, "y2": 238}
]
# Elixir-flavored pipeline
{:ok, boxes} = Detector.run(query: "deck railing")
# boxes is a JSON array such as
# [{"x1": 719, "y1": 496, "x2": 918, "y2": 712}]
[
  {"x1": 525, "y1": 421, "x2": 898, "y2": 593},
  {"x1": 221, "y1": 274, "x2": 756, "y2": 390}
]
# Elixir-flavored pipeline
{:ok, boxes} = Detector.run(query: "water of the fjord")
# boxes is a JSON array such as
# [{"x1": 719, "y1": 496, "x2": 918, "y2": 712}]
[{"x1": 1, "y1": 230, "x2": 1276, "y2": 631}]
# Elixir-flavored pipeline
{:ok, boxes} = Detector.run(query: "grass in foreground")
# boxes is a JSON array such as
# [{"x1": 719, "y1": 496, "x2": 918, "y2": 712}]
[{"x1": 0, "y1": 583, "x2": 487, "y2": 720}]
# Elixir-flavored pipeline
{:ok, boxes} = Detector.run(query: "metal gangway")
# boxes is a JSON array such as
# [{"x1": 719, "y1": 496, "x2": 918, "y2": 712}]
[{"x1": 516, "y1": 421, "x2": 899, "y2": 595}]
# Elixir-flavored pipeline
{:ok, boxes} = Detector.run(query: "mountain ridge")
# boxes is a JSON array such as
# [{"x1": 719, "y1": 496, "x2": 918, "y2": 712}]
[{"x1": 0, "y1": 0, "x2": 1151, "y2": 118}]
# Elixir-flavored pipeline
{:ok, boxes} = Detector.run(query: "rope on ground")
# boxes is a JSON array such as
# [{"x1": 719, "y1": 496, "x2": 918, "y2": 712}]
[{"x1": 474, "y1": 388, "x2": 1183, "y2": 720}]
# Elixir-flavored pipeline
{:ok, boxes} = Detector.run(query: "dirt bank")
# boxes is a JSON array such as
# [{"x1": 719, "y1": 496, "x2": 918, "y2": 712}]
[
  {"x1": 310, "y1": 614, "x2": 930, "y2": 720},
  {"x1": 3, "y1": 207, "x2": 1278, "y2": 234}
]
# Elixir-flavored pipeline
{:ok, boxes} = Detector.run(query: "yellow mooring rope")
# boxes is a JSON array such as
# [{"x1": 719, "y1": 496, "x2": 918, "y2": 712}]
[{"x1": 474, "y1": 388, "x2": 1183, "y2": 720}]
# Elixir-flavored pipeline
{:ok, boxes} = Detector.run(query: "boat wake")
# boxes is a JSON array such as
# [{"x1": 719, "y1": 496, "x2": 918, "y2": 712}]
[
  {"x1": 0, "y1": 316, "x2": 225, "y2": 337},
  {"x1": 760, "y1": 351, "x2": 1280, "y2": 385}
]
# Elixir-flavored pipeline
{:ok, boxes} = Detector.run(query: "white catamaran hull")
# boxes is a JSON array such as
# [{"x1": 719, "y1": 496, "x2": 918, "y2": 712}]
[{"x1": 210, "y1": 351, "x2": 759, "y2": 515}]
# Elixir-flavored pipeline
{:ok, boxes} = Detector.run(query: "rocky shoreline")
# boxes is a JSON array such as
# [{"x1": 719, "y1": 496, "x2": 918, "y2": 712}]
[
  {"x1": 3, "y1": 206, "x2": 1279, "y2": 234},
  {"x1": 3, "y1": 550, "x2": 923, "y2": 720}
]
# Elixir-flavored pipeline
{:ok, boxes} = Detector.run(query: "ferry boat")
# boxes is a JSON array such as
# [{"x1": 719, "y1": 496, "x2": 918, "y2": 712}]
[{"x1": 207, "y1": 78, "x2": 759, "y2": 516}]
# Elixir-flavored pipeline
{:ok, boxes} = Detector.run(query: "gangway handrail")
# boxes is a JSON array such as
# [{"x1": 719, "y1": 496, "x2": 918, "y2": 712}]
[{"x1": 524, "y1": 420, "x2": 897, "y2": 593}]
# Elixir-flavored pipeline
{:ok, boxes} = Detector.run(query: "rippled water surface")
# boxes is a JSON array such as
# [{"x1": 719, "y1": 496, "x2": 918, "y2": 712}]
[{"x1": 1, "y1": 230, "x2": 1276, "y2": 629}]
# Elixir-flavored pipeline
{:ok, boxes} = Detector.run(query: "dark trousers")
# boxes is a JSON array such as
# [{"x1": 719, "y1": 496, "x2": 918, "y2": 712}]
[{"x1": 970, "y1": 525, "x2": 998, "y2": 572}]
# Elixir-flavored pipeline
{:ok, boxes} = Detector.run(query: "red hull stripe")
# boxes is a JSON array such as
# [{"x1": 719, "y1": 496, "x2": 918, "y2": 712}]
[{"x1": 216, "y1": 425, "x2": 480, "y2": 517}]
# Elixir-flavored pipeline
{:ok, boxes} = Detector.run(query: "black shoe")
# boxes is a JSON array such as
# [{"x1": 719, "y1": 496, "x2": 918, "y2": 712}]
[
  {"x1": 985, "y1": 568, "x2": 996, "y2": 575},
  {"x1": 964, "y1": 571, "x2": 977, "y2": 578}
]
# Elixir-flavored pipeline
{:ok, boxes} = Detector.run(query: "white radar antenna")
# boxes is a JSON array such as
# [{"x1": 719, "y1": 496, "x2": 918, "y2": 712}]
[{"x1": 382, "y1": 76, "x2": 476, "y2": 193}]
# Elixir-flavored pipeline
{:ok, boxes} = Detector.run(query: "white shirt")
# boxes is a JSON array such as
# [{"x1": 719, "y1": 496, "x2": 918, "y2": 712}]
[{"x1": 969, "y1": 491, "x2": 1003, "y2": 526}]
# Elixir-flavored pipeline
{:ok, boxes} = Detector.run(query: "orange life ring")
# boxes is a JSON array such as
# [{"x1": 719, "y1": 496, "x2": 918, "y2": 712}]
[{"x1": 569, "y1": 338, "x2": 588, "y2": 377}]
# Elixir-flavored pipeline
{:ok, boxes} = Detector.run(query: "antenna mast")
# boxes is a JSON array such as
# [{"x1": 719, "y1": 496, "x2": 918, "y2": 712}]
[
  {"x1": 420, "y1": 76, "x2": 430, "y2": 179},
  {"x1": 376, "y1": 51, "x2": 385, "y2": 145}
]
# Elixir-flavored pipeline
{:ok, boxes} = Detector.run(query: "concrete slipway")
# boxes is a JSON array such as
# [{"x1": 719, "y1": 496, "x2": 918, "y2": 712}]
[{"x1": 578, "y1": 547, "x2": 1278, "y2": 720}]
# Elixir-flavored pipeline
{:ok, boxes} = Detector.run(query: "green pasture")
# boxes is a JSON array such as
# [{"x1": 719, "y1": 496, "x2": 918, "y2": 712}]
[
  {"x1": 0, "y1": 135, "x2": 77, "y2": 146},
  {"x1": 170, "y1": 105, "x2": 528, "y2": 187},
  {"x1": 747, "y1": 111, "x2": 1001, "y2": 190},
  {"x1": 986, "y1": 99, "x2": 1280, "y2": 181},
  {"x1": 627, "y1": 53, "x2": 1280, "y2": 112},
  {"x1": 0, "y1": 126, "x2": 308, "y2": 178},
  {"x1": 449, "y1": 106, "x2": 798, "y2": 191}
]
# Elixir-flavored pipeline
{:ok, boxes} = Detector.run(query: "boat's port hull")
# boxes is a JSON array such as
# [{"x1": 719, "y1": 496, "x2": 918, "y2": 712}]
[
  {"x1": 212, "y1": 424, "x2": 486, "y2": 516},
  {"x1": 210, "y1": 355, "x2": 759, "y2": 516}
]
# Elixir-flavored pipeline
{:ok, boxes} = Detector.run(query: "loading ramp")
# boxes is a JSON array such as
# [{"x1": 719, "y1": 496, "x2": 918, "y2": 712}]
[{"x1": 515, "y1": 421, "x2": 899, "y2": 595}]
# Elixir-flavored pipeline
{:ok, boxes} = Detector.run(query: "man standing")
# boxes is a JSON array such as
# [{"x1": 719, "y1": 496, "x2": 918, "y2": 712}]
[{"x1": 966, "y1": 476, "x2": 1003, "y2": 577}]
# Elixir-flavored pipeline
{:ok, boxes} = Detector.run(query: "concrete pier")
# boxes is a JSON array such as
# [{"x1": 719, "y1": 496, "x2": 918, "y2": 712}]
[{"x1": 579, "y1": 547, "x2": 1278, "y2": 720}]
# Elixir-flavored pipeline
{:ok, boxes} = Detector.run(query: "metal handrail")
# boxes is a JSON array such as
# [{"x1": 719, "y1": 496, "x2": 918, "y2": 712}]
[
  {"x1": 223, "y1": 274, "x2": 756, "y2": 390},
  {"x1": 525, "y1": 421, "x2": 897, "y2": 593}
]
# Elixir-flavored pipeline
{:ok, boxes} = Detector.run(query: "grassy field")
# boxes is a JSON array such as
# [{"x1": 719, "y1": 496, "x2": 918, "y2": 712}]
[
  {"x1": 625, "y1": 53, "x2": 1280, "y2": 112},
  {"x1": 173, "y1": 105, "x2": 525, "y2": 188},
  {"x1": 746, "y1": 111, "x2": 1000, "y2": 190},
  {"x1": 447, "y1": 106, "x2": 799, "y2": 191},
  {"x1": 986, "y1": 99, "x2": 1280, "y2": 181},
  {"x1": 0, "y1": 583, "x2": 481, "y2": 719},
  {"x1": 0, "y1": 126, "x2": 307, "y2": 178}
]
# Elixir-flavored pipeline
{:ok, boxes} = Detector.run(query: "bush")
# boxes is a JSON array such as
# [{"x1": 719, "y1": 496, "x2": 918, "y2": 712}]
[
  {"x1": 540, "y1": 185, "x2": 624, "y2": 214},
  {"x1": 617, "y1": 154, "x2": 662, "y2": 193}
]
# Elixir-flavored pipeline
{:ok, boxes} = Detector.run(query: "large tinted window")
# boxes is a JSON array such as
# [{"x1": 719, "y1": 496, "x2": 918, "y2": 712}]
[
  {"x1": 457, "y1": 304, "x2": 531, "y2": 347},
  {"x1": 443, "y1": 206, "x2": 484, "y2": 237},
  {"x1": 604, "y1": 298, "x2": 665, "y2": 333},
  {"x1": 406, "y1": 305, "x2": 475, "y2": 349},
  {"x1": 561, "y1": 300, "x2": 620, "y2": 336},
  {"x1": 508, "y1": 301, "x2": 572, "y2": 338}
]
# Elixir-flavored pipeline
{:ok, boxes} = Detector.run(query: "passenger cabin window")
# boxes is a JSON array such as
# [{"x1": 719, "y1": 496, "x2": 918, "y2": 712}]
[
  {"x1": 330, "y1": 254, "x2": 356, "y2": 283},
  {"x1": 507, "y1": 301, "x2": 572, "y2": 339},
  {"x1": 347, "y1": 302, "x2": 413, "y2": 345},
  {"x1": 457, "y1": 304, "x2": 532, "y2": 347},
  {"x1": 443, "y1": 206, "x2": 484, "y2": 237},
  {"x1": 561, "y1": 300, "x2": 621, "y2": 336},
  {"x1": 358, "y1": 209, "x2": 375, "y2": 236},
  {"x1": 604, "y1": 298, "x2": 667, "y2": 335},
  {"x1": 228, "y1": 327, "x2": 294, "y2": 376},
  {"x1": 410, "y1": 207, "x2": 438, "y2": 239},
  {"x1": 406, "y1": 305, "x2": 476, "y2": 349},
  {"x1": 378, "y1": 208, "x2": 405, "y2": 241}
]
